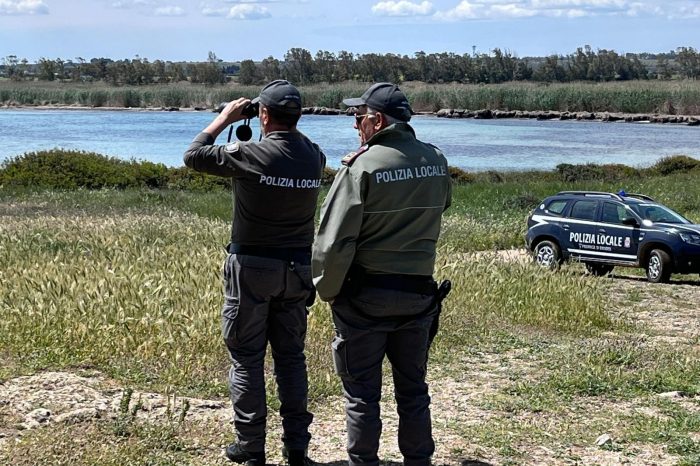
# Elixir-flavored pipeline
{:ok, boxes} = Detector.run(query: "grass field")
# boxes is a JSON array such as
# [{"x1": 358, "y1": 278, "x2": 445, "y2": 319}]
[{"x1": 1, "y1": 173, "x2": 700, "y2": 465}]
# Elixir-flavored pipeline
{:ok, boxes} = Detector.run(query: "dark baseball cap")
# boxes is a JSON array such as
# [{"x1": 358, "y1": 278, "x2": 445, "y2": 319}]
[
  {"x1": 252, "y1": 80, "x2": 302, "y2": 114},
  {"x1": 342, "y1": 82, "x2": 414, "y2": 122}
]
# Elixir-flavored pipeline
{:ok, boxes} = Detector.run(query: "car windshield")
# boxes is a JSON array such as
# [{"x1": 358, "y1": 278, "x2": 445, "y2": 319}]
[{"x1": 630, "y1": 203, "x2": 690, "y2": 224}]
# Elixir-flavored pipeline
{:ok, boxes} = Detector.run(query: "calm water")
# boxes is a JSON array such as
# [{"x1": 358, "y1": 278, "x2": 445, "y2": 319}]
[{"x1": 1, "y1": 109, "x2": 698, "y2": 171}]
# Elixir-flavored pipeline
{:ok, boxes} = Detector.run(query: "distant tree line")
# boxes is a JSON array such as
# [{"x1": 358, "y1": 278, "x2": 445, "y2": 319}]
[
  {"x1": 0, "y1": 51, "x2": 228, "y2": 85},
  {"x1": 2, "y1": 46, "x2": 699, "y2": 86}
]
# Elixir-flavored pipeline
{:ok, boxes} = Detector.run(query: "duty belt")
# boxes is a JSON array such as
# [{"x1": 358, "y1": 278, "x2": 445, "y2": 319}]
[
  {"x1": 361, "y1": 273, "x2": 436, "y2": 295},
  {"x1": 345, "y1": 265, "x2": 436, "y2": 295},
  {"x1": 227, "y1": 243, "x2": 311, "y2": 264}
]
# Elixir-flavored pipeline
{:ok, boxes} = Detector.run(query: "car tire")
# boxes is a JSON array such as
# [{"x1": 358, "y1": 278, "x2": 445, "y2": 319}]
[
  {"x1": 646, "y1": 249, "x2": 672, "y2": 283},
  {"x1": 585, "y1": 263, "x2": 614, "y2": 276},
  {"x1": 533, "y1": 240, "x2": 561, "y2": 270}
]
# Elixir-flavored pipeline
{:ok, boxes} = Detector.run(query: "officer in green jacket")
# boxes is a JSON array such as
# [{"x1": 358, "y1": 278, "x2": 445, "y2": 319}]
[{"x1": 312, "y1": 83, "x2": 452, "y2": 466}]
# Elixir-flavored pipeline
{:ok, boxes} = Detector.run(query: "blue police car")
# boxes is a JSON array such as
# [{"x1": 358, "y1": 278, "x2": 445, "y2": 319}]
[{"x1": 525, "y1": 191, "x2": 700, "y2": 283}]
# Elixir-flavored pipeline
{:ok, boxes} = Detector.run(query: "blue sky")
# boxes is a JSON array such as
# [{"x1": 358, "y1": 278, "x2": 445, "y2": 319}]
[{"x1": 1, "y1": 0, "x2": 699, "y2": 62}]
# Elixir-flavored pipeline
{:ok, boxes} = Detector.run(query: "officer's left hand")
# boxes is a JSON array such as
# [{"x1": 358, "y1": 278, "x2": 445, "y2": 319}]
[{"x1": 219, "y1": 97, "x2": 252, "y2": 125}]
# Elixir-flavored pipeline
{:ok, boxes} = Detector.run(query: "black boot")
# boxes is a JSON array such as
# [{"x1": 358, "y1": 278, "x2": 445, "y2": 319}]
[
  {"x1": 282, "y1": 446, "x2": 314, "y2": 466},
  {"x1": 225, "y1": 442, "x2": 265, "y2": 466}
]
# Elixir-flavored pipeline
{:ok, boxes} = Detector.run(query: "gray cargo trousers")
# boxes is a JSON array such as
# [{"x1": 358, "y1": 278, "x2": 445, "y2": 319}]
[
  {"x1": 222, "y1": 253, "x2": 314, "y2": 453},
  {"x1": 331, "y1": 285, "x2": 437, "y2": 466}
]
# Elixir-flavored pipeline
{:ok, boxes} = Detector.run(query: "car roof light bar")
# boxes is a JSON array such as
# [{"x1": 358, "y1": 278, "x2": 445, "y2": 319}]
[{"x1": 624, "y1": 193, "x2": 656, "y2": 202}]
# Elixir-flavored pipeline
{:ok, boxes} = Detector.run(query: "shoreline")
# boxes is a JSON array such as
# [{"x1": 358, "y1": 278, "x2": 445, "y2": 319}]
[
  {"x1": 434, "y1": 108, "x2": 700, "y2": 126},
  {"x1": 2, "y1": 103, "x2": 699, "y2": 126}
]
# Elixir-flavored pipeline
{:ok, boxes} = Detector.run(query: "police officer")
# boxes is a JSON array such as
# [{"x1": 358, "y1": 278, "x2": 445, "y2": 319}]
[
  {"x1": 312, "y1": 83, "x2": 452, "y2": 466},
  {"x1": 183, "y1": 80, "x2": 324, "y2": 466}
]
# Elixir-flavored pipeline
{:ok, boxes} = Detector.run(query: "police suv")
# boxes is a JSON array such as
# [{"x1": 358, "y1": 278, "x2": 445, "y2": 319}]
[{"x1": 525, "y1": 191, "x2": 700, "y2": 283}]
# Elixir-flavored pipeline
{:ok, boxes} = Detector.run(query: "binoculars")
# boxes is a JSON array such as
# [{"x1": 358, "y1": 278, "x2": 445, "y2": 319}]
[
  {"x1": 214, "y1": 101, "x2": 259, "y2": 118},
  {"x1": 241, "y1": 102, "x2": 259, "y2": 118},
  {"x1": 215, "y1": 101, "x2": 259, "y2": 142}
]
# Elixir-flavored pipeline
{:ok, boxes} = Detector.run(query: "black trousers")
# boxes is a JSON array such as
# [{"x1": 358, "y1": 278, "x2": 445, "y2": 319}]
[
  {"x1": 221, "y1": 253, "x2": 313, "y2": 452},
  {"x1": 331, "y1": 285, "x2": 437, "y2": 466}
]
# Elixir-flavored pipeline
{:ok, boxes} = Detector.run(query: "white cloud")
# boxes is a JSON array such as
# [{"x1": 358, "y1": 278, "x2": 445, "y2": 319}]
[
  {"x1": 530, "y1": 0, "x2": 626, "y2": 7},
  {"x1": 672, "y1": 2, "x2": 700, "y2": 19},
  {"x1": 432, "y1": 0, "x2": 700, "y2": 21},
  {"x1": 563, "y1": 8, "x2": 587, "y2": 17},
  {"x1": 154, "y1": 5, "x2": 185, "y2": 15},
  {"x1": 202, "y1": 6, "x2": 228, "y2": 15},
  {"x1": 111, "y1": 0, "x2": 154, "y2": 9},
  {"x1": 227, "y1": 4, "x2": 270, "y2": 19},
  {"x1": 0, "y1": 0, "x2": 48, "y2": 15},
  {"x1": 371, "y1": 1, "x2": 434, "y2": 16},
  {"x1": 490, "y1": 3, "x2": 536, "y2": 17},
  {"x1": 434, "y1": 0, "x2": 481, "y2": 20}
]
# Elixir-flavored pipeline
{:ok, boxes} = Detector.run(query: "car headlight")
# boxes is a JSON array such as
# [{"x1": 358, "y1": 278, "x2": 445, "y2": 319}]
[{"x1": 679, "y1": 232, "x2": 700, "y2": 245}]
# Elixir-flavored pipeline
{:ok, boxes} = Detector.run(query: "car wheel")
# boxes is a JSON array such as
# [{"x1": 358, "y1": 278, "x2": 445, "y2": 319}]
[
  {"x1": 533, "y1": 240, "x2": 561, "y2": 270},
  {"x1": 646, "y1": 249, "x2": 672, "y2": 283},
  {"x1": 585, "y1": 263, "x2": 614, "y2": 276}
]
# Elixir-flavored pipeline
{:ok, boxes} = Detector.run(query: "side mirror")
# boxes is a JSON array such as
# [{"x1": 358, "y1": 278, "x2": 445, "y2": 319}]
[{"x1": 622, "y1": 217, "x2": 639, "y2": 226}]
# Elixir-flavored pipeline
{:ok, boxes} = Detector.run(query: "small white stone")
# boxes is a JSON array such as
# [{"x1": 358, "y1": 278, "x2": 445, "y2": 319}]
[{"x1": 596, "y1": 433, "x2": 612, "y2": 446}]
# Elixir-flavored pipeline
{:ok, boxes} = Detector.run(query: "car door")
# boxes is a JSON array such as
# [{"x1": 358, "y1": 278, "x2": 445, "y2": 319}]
[
  {"x1": 597, "y1": 201, "x2": 641, "y2": 264},
  {"x1": 563, "y1": 199, "x2": 599, "y2": 261}
]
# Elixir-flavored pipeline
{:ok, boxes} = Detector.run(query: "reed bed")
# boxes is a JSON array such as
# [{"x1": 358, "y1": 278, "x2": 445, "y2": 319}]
[
  {"x1": 2, "y1": 80, "x2": 700, "y2": 114},
  {"x1": 405, "y1": 80, "x2": 700, "y2": 114}
]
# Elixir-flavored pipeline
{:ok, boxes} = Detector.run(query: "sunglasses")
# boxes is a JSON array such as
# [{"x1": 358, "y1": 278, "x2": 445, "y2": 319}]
[{"x1": 354, "y1": 113, "x2": 376, "y2": 124}]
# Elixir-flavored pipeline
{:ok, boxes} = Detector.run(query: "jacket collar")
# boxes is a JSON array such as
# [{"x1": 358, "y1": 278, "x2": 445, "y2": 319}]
[{"x1": 365, "y1": 122, "x2": 415, "y2": 146}]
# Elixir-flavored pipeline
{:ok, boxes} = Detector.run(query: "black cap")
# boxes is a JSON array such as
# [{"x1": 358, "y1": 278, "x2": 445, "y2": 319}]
[
  {"x1": 342, "y1": 82, "x2": 413, "y2": 122},
  {"x1": 252, "y1": 80, "x2": 302, "y2": 114}
]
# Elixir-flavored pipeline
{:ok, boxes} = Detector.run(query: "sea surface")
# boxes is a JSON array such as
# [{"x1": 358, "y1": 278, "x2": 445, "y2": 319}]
[{"x1": 1, "y1": 108, "x2": 698, "y2": 171}]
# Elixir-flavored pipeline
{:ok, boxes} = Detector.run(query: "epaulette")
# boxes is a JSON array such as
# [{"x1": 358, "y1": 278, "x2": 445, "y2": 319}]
[
  {"x1": 427, "y1": 142, "x2": 443, "y2": 154},
  {"x1": 341, "y1": 144, "x2": 369, "y2": 166},
  {"x1": 224, "y1": 142, "x2": 240, "y2": 154}
]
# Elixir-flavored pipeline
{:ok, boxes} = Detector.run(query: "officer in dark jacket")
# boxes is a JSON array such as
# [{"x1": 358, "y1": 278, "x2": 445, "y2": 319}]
[
  {"x1": 312, "y1": 83, "x2": 451, "y2": 466},
  {"x1": 184, "y1": 80, "x2": 325, "y2": 466}
]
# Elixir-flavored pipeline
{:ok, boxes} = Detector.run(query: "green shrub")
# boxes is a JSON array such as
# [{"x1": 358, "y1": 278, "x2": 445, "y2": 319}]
[
  {"x1": 322, "y1": 166, "x2": 337, "y2": 185},
  {"x1": 0, "y1": 149, "x2": 239, "y2": 191},
  {"x1": 128, "y1": 161, "x2": 169, "y2": 188},
  {"x1": 448, "y1": 166, "x2": 475, "y2": 183},
  {"x1": 648, "y1": 155, "x2": 700, "y2": 176},
  {"x1": 166, "y1": 167, "x2": 230, "y2": 191},
  {"x1": 0, "y1": 150, "x2": 133, "y2": 189},
  {"x1": 556, "y1": 163, "x2": 641, "y2": 182}
]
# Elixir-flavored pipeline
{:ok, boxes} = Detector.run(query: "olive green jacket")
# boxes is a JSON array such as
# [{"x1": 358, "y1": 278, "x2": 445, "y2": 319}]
[{"x1": 312, "y1": 123, "x2": 452, "y2": 301}]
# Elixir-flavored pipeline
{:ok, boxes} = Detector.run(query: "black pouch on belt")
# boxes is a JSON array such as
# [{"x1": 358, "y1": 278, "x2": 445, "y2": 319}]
[{"x1": 428, "y1": 279, "x2": 452, "y2": 346}]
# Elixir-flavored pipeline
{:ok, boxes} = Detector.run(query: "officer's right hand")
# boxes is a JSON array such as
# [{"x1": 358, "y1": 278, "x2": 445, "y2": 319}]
[{"x1": 219, "y1": 98, "x2": 251, "y2": 125}]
